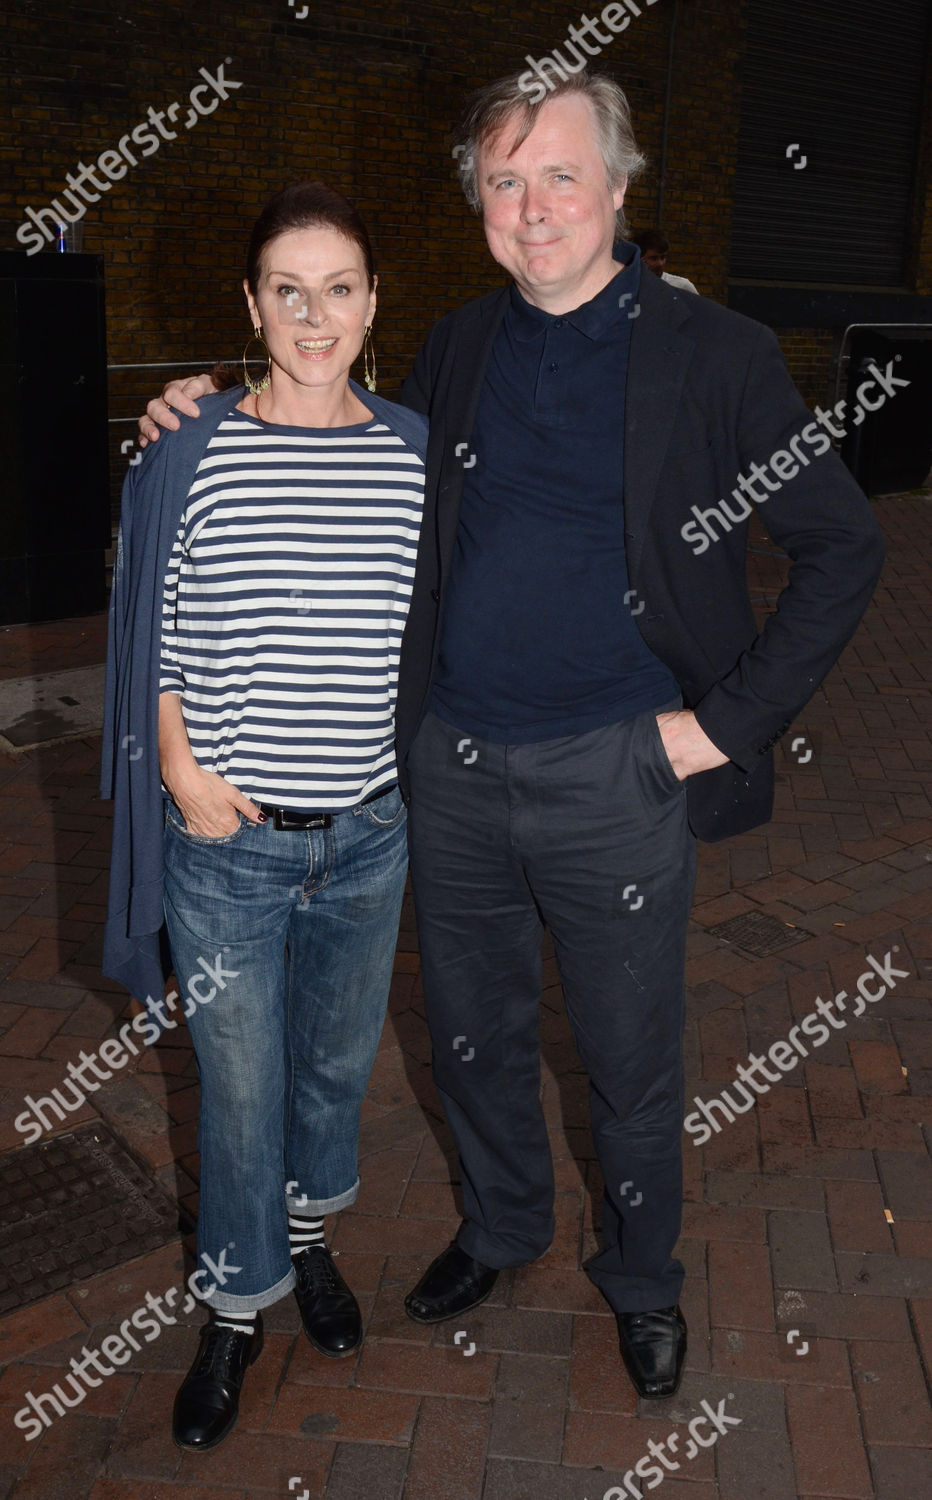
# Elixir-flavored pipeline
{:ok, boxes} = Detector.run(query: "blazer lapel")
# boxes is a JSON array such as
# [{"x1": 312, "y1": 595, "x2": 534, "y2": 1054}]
[{"x1": 624, "y1": 273, "x2": 697, "y2": 584}]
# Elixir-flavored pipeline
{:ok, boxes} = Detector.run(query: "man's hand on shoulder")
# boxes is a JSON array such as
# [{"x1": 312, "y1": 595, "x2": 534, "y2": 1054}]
[
  {"x1": 657, "y1": 710, "x2": 729, "y2": 781},
  {"x1": 137, "y1": 364, "x2": 236, "y2": 447}
]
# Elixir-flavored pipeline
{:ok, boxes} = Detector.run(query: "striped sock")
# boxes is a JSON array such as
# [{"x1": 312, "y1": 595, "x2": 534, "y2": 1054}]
[
  {"x1": 211, "y1": 1307, "x2": 257, "y2": 1336},
  {"x1": 288, "y1": 1214, "x2": 326, "y2": 1258}
]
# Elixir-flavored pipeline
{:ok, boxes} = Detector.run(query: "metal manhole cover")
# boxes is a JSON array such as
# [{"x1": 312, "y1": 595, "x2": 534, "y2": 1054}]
[
  {"x1": 709, "y1": 910, "x2": 812, "y2": 958},
  {"x1": 0, "y1": 1123, "x2": 179, "y2": 1314}
]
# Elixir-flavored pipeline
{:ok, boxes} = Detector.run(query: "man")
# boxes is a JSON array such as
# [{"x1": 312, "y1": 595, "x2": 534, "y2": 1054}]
[
  {"x1": 139, "y1": 70, "x2": 884, "y2": 1399},
  {"x1": 632, "y1": 226, "x2": 699, "y2": 293}
]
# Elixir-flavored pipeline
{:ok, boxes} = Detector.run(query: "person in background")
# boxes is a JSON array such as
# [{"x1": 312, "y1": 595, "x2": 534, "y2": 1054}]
[
  {"x1": 632, "y1": 227, "x2": 699, "y2": 293},
  {"x1": 102, "y1": 181, "x2": 426, "y2": 1450}
]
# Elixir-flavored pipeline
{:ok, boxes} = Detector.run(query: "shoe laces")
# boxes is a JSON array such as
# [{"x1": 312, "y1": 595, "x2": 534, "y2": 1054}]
[
  {"x1": 296, "y1": 1246, "x2": 339, "y2": 1293},
  {"x1": 193, "y1": 1322, "x2": 251, "y2": 1380}
]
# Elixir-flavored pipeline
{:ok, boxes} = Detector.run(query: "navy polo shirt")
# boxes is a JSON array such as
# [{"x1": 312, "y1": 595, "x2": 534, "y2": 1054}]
[{"x1": 429, "y1": 244, "x2": 679, "y2": 743}]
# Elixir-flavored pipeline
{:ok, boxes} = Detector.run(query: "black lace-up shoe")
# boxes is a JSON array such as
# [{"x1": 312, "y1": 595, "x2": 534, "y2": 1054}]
[
  {"x1": 616, "y1": 1305, "x2": 687, "y2": 1398},
  {"x1": 293, "y1": 1246, "x2": 363, "y2": 1357},
  {"x1": 404, "y1": 1241, "x2": 499, "y2": 1324},
  {"x1": 172, "y1": 1313, "x2": 264, "y2": 1450}
]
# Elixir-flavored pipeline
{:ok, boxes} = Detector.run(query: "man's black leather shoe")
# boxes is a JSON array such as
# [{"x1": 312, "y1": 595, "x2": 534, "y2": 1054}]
[
  {"x1": 405, "y1": 1241, "x2": 499, "y2": 1324},
  {"x1": 293, "y1": 1246, "x2": 363, "y2": 1356},
  {"x1": 172, "y1": 1313, "x2": 264, "y2": 1450},
  {"x1": 616, "y1": 1305, "x2": 687, "y2": 1398}
]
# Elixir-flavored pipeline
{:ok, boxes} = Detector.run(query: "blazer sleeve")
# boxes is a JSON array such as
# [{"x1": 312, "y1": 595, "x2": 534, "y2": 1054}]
[{"x1": 693, "y1": 325, "x2": 886, "y2": 771}]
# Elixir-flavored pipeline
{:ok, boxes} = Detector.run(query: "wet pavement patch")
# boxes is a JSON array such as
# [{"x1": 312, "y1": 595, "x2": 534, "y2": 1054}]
[
  {"x1": 0, "y1": 664, "x2": 105, "y2": 750},
  {"x1": 0, "y1": 1123, "x2": 179, "y2": 1314},
  {"x1": 709, "y1": 909, "x2": 813, "y2": 958}
]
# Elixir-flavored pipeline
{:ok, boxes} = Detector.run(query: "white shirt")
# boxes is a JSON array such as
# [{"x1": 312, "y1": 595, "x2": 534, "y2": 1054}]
[{"x1": 662, "y1": 271, "x2": 699, "y2": 294}]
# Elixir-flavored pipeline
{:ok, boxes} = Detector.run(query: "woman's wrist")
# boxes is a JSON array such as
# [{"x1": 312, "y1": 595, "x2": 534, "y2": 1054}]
[{"x1": 160, "y1": 751, "x2": 201, "y2": 802}]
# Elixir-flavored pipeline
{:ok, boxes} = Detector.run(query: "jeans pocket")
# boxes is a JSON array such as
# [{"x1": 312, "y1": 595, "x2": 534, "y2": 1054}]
[
  {"x1": 357, "y1": 785, "x2": 405, "y2": 828},
  {"x1": 164, "y1": 805, "x2": 250, "y2": 845}
]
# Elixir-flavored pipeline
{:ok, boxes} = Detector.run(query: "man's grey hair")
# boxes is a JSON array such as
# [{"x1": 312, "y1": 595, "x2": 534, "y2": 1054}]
[{"x1": 454, "y1": 70, "x2": 646, "y2": 239}]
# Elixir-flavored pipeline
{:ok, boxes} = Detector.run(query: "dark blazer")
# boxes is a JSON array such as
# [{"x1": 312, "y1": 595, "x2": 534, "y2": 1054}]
[{"x1": 395, "y1": 267, "x2": 885, "y2": 842}]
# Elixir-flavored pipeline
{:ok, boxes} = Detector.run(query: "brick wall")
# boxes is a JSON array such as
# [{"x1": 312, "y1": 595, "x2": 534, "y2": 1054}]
[
  {"x1": 770, "y1": 330, "x2": 839, "y2": 410},
  {"x1": 2, "y1": 0, "x2": 929, "y2": 409}
]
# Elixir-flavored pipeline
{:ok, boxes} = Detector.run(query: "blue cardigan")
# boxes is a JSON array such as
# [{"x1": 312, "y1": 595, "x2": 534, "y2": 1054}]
[{"x1": 101, "y1": 383, "x2": 428, "y2": 1016}]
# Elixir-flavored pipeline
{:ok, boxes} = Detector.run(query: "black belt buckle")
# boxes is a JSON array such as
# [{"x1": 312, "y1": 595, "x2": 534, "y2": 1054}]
[{"x1": 264, "y1": 806, "x2": 333, "y2": 831}]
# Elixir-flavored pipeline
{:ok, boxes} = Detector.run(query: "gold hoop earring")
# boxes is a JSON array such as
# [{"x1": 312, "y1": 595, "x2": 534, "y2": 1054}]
[
  {"x1": 363, "y1": 324, "x2": 377, "y2": 393},
  {"x1": 243, "y1": 325, "x2": 271, "y2": 395}
]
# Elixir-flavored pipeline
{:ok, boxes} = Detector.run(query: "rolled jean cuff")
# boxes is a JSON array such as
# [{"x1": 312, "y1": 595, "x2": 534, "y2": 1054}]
[
  {"x1": 286, "y1": 1175, "x2": 359, "y2": 1217},
  {"x1": 201, "y1": 1263, "x2": 295, "y2": 1316}
]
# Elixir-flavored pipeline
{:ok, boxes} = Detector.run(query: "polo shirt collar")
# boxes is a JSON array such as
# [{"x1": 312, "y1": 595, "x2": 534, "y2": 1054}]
[{"x1": 508, "y1": 241, "x2": 641, "y2": 341}]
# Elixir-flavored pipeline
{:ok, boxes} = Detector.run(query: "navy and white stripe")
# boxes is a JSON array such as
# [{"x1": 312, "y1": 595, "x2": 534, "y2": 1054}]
[{"x1": 160, "y1": 410, "x2": 424, "y2": 809}]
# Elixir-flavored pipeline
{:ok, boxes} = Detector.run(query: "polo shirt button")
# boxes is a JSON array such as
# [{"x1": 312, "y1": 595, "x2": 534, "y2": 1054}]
[
  {"x1": 548, "y1": 362, "x2": 558, "y2": 373},
  {"x1": 553, "y1": 319, "x2": 564, "y2": 327}
]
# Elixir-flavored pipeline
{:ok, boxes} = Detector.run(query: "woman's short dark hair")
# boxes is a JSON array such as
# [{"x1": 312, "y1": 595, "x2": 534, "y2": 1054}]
[{"x1": 245, "y1": 181, "x2": 375, "y2": 292}]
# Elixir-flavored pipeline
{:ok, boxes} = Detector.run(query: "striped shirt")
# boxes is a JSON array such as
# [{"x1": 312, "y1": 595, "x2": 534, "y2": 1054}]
[{"x1": 159, "y1": 410, "x2": 424, "y2": 809}]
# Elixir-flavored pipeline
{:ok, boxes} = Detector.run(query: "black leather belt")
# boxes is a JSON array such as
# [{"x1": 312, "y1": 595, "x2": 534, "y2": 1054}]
[{"x1": 258, "y1": 783, "x2": 396, "y2": 831}]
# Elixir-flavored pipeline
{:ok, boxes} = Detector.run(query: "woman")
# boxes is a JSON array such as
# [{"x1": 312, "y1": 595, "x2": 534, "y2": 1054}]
[{"x1": 101, "y1": 182, "x2": 427, "y2": 1451}]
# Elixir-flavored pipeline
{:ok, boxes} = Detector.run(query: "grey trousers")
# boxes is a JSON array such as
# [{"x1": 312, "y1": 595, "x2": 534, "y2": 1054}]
[{"x1": 406, "y1": 703, "x2": 697, "y2": 1314}]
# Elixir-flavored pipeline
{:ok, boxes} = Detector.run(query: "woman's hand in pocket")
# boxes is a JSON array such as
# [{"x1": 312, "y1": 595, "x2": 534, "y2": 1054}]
[{"x1": 167, "y1": 765, "x2": 264, "y2": 837}]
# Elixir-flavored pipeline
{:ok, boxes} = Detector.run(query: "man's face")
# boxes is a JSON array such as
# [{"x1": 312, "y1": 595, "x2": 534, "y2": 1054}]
[
  {"x1": 477, "y1": 93, "x2": 625, "y2": 313},
  {"x1": 642, "y1": 247, "x2": 667, "y2": 277}
]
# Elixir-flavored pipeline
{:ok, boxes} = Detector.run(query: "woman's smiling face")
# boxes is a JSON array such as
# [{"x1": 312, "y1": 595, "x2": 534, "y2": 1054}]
[{"x1": 244, "y1": 225, "x2": 376, "y2": 395}]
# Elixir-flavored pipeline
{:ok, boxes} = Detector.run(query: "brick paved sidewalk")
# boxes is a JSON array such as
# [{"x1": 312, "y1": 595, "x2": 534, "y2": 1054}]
[{"x1": 0, "y1": 495, "x2": 930, "y2": 1500}]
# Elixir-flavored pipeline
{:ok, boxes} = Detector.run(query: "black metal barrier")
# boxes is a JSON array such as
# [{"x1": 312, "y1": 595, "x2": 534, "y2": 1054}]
[{"x1": 839, "y1": 326, "x2": 932, "y2": 495}]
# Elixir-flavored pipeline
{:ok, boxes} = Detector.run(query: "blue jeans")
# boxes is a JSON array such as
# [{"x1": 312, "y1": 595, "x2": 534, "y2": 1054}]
[{"x1": 162, "y1": 787, "x2": 407, "y2": 1313}]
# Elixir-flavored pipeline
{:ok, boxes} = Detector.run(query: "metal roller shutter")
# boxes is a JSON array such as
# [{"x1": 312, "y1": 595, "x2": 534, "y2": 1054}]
[{"x1": 730, "y1": 0, "x2": 931, "y2": 285}]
